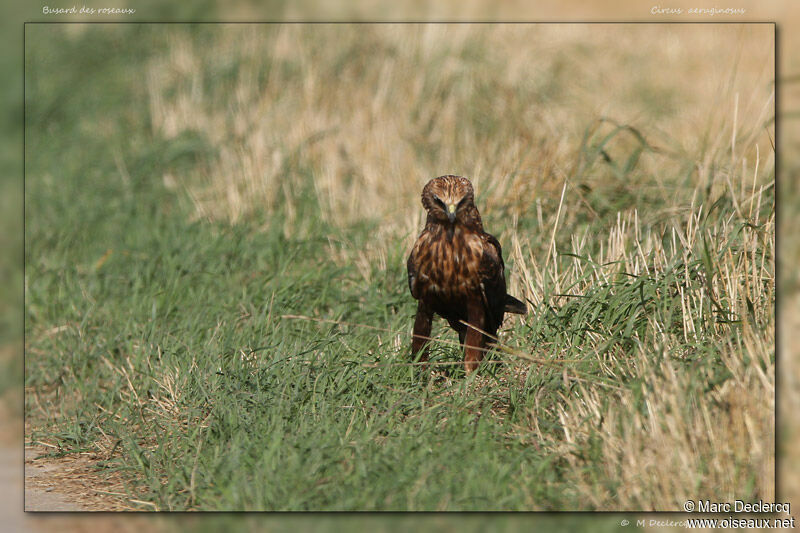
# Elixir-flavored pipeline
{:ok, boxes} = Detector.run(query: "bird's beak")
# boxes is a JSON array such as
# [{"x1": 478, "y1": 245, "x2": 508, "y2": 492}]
[{"x1": 447, "y1": 204, "x2": 456, "y2": 223}]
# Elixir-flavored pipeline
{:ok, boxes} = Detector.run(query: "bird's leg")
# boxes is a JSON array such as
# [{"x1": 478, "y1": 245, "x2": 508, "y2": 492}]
[
  {"x1": 446, "y1": 319, "x2": 467, "y2": 347},
  {"x1": 463, "y1": 303, "x2": 486, "y2": 374},
  {"x1": 411, "y1": 301, "x2": 433, "y2": 363}
]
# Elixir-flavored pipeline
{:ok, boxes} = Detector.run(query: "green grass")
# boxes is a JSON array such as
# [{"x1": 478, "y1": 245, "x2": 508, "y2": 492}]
[{"x1": 25, "y1": 24, "x2": 774, "y2": 512}]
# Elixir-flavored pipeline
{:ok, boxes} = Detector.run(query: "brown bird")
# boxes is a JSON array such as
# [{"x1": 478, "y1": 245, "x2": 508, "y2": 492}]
[{"x1": 407, "y1": 175, "x2": 527, "y2": 373}]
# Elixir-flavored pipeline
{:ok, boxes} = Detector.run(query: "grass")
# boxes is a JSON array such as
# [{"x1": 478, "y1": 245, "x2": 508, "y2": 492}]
[{"x1": 25, "y1": 23, "x2": 774, "y2": 511}]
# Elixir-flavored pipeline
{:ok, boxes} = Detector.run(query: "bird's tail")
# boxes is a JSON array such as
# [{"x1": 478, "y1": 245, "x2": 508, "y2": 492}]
[{"x1": 504, "y1": 295, "x2": 527, "y2": 315}]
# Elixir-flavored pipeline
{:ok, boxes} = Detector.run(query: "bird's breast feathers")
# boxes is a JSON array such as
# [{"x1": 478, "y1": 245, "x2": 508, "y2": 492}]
[{"x1": 410, "y1": 227, "x2": 485, "y2": 302}]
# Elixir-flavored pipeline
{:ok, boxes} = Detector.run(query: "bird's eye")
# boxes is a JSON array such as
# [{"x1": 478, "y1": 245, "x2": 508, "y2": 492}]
[
  {"x1": 456, "y1": 196, "x2": 467, "y2": 209},
  {"x1": 433, "y1": 195, "x2": 446, "y2": 208}
]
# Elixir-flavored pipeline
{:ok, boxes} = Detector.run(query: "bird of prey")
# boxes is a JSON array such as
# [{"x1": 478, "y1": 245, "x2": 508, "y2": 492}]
[{"x1": 407, "y1": 175, "x2": 527, "y2": 373}]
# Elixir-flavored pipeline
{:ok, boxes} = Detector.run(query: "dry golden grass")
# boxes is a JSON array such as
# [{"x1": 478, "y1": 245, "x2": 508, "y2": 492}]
[
  {"x1": 146, "y1": 24, "x2": 773, "y2": 225},
  {"x1": 143, "y1": 23, "x2": 774, "y2": 510},
  {"x1": 507, "y1": 193, "x2": 774, "y2": 508}
]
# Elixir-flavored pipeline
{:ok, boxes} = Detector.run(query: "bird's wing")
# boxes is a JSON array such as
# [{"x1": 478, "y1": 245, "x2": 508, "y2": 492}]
[
  {"x1": 479, "y1": 233, "x2": 508, "y2": 333},
  {"x1": 407, "y1": 240, "x2": 420, "y2": 299}
]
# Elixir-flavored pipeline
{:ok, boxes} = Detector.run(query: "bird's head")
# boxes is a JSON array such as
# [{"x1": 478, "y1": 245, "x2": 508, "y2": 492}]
[{"x1": 421, "y1": 175, "x2": 476, "y2": 225}]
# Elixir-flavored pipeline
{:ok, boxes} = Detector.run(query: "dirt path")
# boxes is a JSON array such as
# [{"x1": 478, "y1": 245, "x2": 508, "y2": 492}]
[
  {"x1": 1, "y1": 400, "x2": 93, "y2": 531},
  {"x1": 1, "y1": 391, "x2": 161, "y2": 532},
  {"x1": 23, "y1": 426, "x2": 140, "y2": 512},
  {"x1": 24, "y1": 445, "x2": 104, "y2": 511}
]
